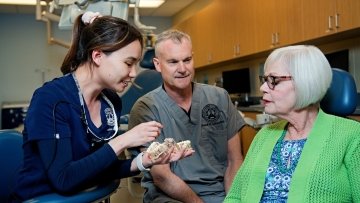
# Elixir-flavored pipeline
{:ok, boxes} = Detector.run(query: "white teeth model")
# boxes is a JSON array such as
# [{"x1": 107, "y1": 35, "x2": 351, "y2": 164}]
[
  {"x1": 176, "y1": 140, "x2": 191, "y2": 150},
  {"x1": 146, "y1": 138, "x2": 192, "y2": 160}
]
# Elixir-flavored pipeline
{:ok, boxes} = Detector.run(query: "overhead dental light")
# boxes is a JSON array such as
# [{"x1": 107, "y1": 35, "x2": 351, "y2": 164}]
[
  {"x1": 34, "y1": 0, "x2": 160, "y2": 48},
  {"x1": 44, "y1": 0, "x2": 159, "y2": 30},
  {"x1": 0, "y1": 0, "x2": 44, "y2": 5},
  {"x1": 56, "y1": 0, "x2": 130, "y2": 30},
  {"x1": 0, "y1": 0, "x2": 164, "y2": 7},
  {"x1": 129, "y1": 0, "x2": 164, "y2": 8}
]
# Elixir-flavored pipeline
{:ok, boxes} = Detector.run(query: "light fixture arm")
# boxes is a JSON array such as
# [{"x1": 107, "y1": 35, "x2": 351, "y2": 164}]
[
  {"x1": 36, "y1": 0, "x2": 71, "y2": 48},
  {"x1": 132, "y1": 0, "x2": 156, "y2": 32}
]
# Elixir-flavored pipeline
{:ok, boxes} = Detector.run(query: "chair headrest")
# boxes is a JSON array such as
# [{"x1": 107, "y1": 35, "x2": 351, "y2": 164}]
[
  {"x1": 140, "y1": 49, "x2": 155, "y2": 69},
  {"x1": 120, "y1": 69, "x2": 162, "y2": 116},
  {"x1": 320, "y1": 68, "x2": 358, "y2": 117}
]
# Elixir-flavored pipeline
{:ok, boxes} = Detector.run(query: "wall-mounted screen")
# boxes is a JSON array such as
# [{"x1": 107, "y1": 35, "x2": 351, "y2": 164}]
[
  {"x1": 222, "y1": 68, "x2": 250, "y2": 94},
  {"x1": 325, "y1": 49, "x2": 349, "y2": 72}
]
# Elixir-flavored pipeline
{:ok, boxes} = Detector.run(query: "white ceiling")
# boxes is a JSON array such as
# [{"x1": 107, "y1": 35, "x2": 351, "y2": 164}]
[
  {"x1": 0, "y1": 0, "x2": 196, "y2": 17},
  {"x1": 130, "y1": 0, "x2": 195, "y2": 16}
]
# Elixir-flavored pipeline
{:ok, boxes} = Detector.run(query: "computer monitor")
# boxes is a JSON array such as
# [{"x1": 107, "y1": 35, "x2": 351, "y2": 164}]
[{"x1": 222, "y1": 68, "x2": 251, "y2": 94}]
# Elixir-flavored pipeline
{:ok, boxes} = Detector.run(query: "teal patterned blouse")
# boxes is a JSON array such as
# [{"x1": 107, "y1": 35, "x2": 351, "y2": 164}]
[{"x1": 260, "y1": 138, "x2": 307, "y2": 203}]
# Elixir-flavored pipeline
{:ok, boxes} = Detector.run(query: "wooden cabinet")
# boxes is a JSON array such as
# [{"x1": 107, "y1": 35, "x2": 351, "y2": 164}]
[
  {"x1": 174, "y1": 1, "x2": 225, "y2": 68},
  {"x1": 193, "y1": 1, "x2": 224, "y2": 67},
  {"x1": 173, "y1": 16, "x2": 201, "y2": 67},
  {"x1": 223, "y1": 0, "x2": 257, "y2": 58},
  {"x1": 240, "y1": 125, "x2": 257, "y2": 157},
  {"x1": 173, "y1": 0, "x2": 360, "y2": 69},
  {"x1": 348, "y1": 115, "x2": 360, "y2": 122},
  {"x1": 174, "y1": 0, "x2": 258, "y2": 67},
  {"x1": 254, "y1": 0, "x2": 303, "y2": 51},
  {"x1": 335, "y1": 0, "x2": 360, "y2": 32},
  {"x1": 239, "y1": 111, "x2": 258, "y2": 157},
  {"x1": 302, "y1": 0, "x2": 360, "y2": 41},
  {"x1": 276, "y1": 0, "x2": 304, "y2": 46},
  {"x1": 193, "y1": 2, "x2": 219, "y2": 66},
  {"x1": 172, "y1": 17, "x2": 192, "y2": 40},
  {"x1": 253, "y1": 0, "x2": 276, "y2": 51}
]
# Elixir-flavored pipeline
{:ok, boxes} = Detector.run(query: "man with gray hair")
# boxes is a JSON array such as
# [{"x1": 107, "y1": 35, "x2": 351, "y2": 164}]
[{"x1": 129, "y1": 29, "x2": 245, "y2": 203}]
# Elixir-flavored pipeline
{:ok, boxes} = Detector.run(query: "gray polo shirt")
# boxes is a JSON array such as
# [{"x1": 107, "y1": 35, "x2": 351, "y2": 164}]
[{"x1": 128, "y1": 82, "x2": 245, "y2": 203}]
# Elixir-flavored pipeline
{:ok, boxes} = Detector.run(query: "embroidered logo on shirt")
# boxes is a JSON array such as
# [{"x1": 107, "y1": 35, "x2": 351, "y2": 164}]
[
  {"x1": 201, "y1": 104, "x2": 224, "y2": 126},
  {"x1": 104, "y1": 107, "x2": 115, "y2": 127}
]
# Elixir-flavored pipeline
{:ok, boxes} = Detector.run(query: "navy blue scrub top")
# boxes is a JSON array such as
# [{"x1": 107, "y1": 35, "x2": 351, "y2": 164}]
[{"x1": 12, "y1": 74, "x2": 136, "y2": 201}]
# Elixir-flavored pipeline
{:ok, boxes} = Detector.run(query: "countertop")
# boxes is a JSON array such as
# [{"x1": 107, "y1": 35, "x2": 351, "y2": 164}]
[
  {"x1": 352, "y1": 107, "x2": 360, "y2": 115},
  {"x1": 238, "y1": 105, "x2": 264, "y2": 113}
]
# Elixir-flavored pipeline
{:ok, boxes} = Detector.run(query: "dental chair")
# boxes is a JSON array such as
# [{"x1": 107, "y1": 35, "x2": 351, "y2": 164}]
[
  {"x1": 320, "y1": 68, "x2": 358, "y2": 117},
  {"x1": 121, "y1": 48, "x2": 162, "y2": 117},
  {"x1": 0, "y1": 129, "x2": 119, "y2": 203}
]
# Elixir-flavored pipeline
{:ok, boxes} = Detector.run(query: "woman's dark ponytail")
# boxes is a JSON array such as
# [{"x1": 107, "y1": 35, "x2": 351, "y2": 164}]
[{"x1": 60, "y1": 13, "x2": 143, "y2": 75}]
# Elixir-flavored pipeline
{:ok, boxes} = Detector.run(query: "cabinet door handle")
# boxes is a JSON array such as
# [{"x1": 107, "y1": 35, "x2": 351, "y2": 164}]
[
  {"x1": 275, "y1": 32, "x2": 279, "y2": 45},
  {"x1": 335, "y1": 13, "x2": 339, "y2": 28},
  {"x1": 236, "y1": 45, "x2": 240, "y2": 55},
  {"x1": 271, "y1": 33, "x2": 275, "y2": 46},
  {"x1": 327, "y1": 15, "x2": 333, "y2": 32}
]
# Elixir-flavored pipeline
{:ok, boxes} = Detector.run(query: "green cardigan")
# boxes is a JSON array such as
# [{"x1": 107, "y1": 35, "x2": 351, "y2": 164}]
[{"x1": 224, "y1": 110, "x2": 360, "y2": 203}]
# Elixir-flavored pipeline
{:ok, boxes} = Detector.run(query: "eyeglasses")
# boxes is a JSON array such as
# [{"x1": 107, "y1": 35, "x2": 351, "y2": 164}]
[{"x1": 259, "y1": 75, "x2": 292, "y2": 90}]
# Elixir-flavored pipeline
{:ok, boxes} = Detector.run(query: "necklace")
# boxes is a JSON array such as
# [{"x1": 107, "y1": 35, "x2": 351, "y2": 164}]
[{"x1": 275, "y1": 123, "x2": 292, "y2": 174}]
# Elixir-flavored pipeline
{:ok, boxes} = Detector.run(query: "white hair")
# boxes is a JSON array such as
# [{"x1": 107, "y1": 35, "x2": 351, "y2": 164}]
[{"x1": 264, "y1": 45, "x2": 333, "y2": 109}]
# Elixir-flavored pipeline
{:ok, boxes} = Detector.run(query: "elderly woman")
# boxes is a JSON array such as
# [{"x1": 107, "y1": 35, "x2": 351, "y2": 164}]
[{"x1": 224, "y1": 45, "x2": 360, "y2": 203}]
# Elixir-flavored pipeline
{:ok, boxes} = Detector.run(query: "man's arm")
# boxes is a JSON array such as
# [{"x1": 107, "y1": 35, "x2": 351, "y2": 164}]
[
  {"x1": 150, "y1": 164, "x2": 204, "y2": 203},
  {"x1": 224, "y1": 133, "x2": 243, "y2": 193},
  {"x1": 129, "y1": 100, "x2": 200, "y2": 202}
]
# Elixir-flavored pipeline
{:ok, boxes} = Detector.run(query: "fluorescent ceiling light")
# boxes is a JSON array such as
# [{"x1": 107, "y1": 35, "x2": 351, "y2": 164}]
[
  {"x1": 130, "y1": 0, "x2": 165, "y2": 8},
  {"x1": 0, "y1": 0, "x2": 45, "y2": 5},
  {"x1": 0, "y1": 0, "x2": 164, "y2": 8}
]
